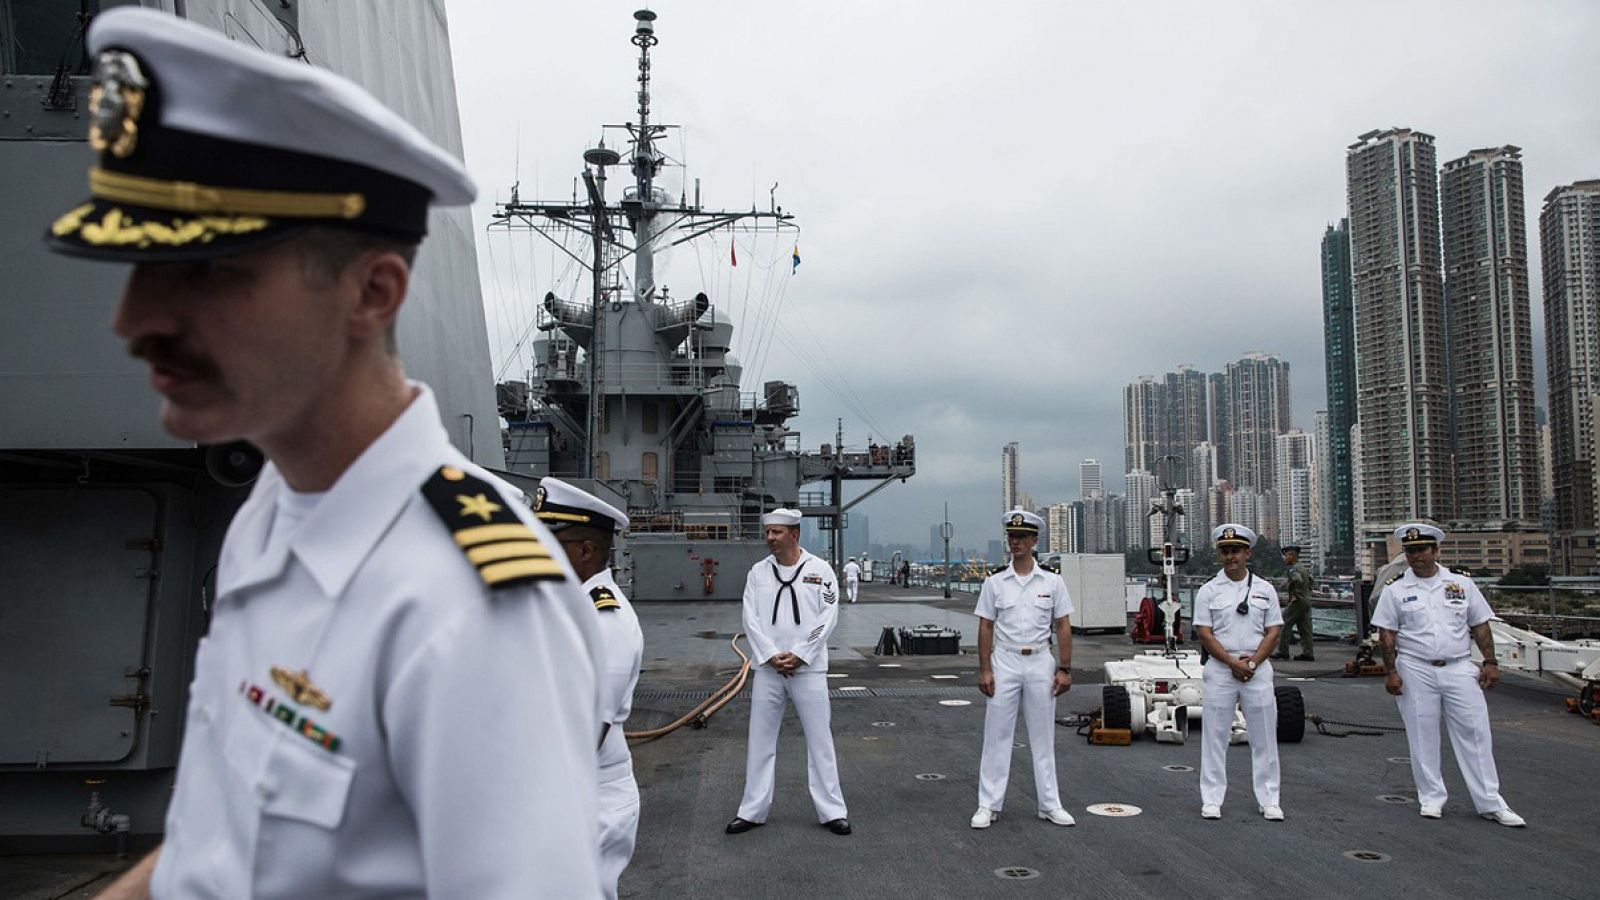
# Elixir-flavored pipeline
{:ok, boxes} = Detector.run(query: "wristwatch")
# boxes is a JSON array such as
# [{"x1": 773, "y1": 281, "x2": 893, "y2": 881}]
[
  {"x1": 1057, "y1": 666, "x2": 1071, "y2": 674},
  {"x1": 1246, "y1": 660, "x2": 1258, "y2": 671},
  {"x1": 1482, "y1": 658, "x2": 1499, "y2": 666}
]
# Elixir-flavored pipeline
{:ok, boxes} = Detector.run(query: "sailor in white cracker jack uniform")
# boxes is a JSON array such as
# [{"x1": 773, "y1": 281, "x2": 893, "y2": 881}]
[
  {"x1": 726, "y1": 508, "x2": 852, "y2": 836},
  {"x1": 1192, "y1": 524, "x2": 1285, "y2": 822},
  {"x1": 970, "y1": 509, "x2": 1076, "y2": 829},
  {"x1": 536, "y1": 478, "x2": 647, "y2": 898},
  {"x1": 843, "y1": 556, "x2": 862, "y2": 603},
  {"x1": 1372, "y1": 523, "x2": 1525, "y2": 827},
  {"x1": 53, "y1": 10, "x2": 604, "y2": 898}
]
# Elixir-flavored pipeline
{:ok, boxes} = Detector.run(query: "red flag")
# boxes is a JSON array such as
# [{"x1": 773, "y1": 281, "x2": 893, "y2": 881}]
[{"x1": 730, "y1": 240, "x2": 738, "y2": 267}]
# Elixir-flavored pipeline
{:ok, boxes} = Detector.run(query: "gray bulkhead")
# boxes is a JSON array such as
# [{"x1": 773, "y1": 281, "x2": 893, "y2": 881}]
[{"x1": 0, "y1": 0, "x2": 495, "y2": 847}]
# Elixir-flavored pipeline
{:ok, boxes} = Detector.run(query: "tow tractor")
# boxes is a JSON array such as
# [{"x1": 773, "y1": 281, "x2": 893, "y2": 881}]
[{"x1": 1094, "y1": 469, "x2": 1305, "y2": 746}]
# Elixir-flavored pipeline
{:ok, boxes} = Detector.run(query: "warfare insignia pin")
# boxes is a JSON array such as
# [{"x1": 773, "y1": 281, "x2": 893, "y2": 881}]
[
  {"x1": 88, "y1": 51, "x2": 149, "y2": 159},
  {"x1": 270, "y1": 666, "x2": 332, "y2": 712}
]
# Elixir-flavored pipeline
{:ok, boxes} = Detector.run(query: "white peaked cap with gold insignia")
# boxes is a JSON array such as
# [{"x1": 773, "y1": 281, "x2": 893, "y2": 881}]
[
  {"x1": 1002, "y1": 509, "x2": 1044, "y2": 535},
  {"x1": 1212, "y1": 523, "x2": 1257, "y2": 548},
  {"x1": 1394, "y1": 522, "x2": 1446, "y2": 547},
  {"x1": 45, "y1": 6, "x2": 473, "y2": 262},
  {"x1": 762, "y1": 508, "x2": 803, "y2": 527},
  {"x1": 532, "y1": 478, "x2": 628, "y2": 533}
]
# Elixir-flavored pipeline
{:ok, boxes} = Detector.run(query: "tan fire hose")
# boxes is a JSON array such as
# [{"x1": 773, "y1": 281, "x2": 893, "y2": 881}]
[{"x1": 625, "y1": 633, "x2": 751, "y2": 744}]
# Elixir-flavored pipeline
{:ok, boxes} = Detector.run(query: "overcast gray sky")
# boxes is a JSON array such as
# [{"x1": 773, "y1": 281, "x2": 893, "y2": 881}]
[{"x1": 446, "y1": 0, "x2": 1600, "y2": 551}]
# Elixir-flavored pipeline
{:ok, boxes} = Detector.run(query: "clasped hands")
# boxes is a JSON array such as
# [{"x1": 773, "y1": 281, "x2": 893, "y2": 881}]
[
  {"x1": 1228, "y1": 654, "x2": 1256, "y2": 682},
  {"x1": 768, "y1": 651, "x2": 805, "y2": 676}
]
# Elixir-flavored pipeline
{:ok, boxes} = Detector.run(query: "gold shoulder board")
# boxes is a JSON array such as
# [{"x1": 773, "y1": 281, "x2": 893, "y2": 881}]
[
  {"x1": 591, "y1": 586, "x2": 621, "y2": 612},
  {"x1": 421, "y1": 466, "x2": 563, "y2": 589}
]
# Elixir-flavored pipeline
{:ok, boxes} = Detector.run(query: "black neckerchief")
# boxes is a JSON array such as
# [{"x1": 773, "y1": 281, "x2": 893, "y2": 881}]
[{"x1": 772, "y1": 559, "x2": 807, "y2": 625}]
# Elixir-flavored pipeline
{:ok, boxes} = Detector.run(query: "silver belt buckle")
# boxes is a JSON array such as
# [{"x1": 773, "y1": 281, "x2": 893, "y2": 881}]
[{"x1": 1019, "y1": 647, "x2": 1034, "y2": 656}]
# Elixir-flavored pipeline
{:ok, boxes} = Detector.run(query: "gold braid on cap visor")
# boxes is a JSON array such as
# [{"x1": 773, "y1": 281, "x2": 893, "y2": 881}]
[{"x1": 89, "y1": 167, "x2": 367, "y2": 219}]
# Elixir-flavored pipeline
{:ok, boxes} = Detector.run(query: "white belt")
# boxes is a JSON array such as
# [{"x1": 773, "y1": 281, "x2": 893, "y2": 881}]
[{"x1": 995, "y1": 639, "x2": 1050, "y2": 656}]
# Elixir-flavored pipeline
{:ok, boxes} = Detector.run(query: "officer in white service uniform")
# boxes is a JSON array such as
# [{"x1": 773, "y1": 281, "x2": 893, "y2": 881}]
[
  {"x1": 970, "y1": 510, "x2": 1076, "y2": 829},
  {"x1": 536, "y1": 478, "x2": 647, "y2": 898},
  {"x1": 1192, "y1": 524, "x2": 1285, "y2": 821},
  {"x1": 843, "y1": 556, "x2": 862, "y2": 603},
  {"x1": 1372, "y1": 524, "x2": 1525, "y2": 826},
  {"x1": 726, "y1": 508, "x2": 852, "y2": 836},
  {"x1": 51, "y1": 10, "x2": 603, "y2": 898}
]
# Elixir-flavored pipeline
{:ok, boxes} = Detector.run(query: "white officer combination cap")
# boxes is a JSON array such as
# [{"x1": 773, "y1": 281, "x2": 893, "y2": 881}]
[
  {"x1": 1395, "y1": 522, "x2": 1445, "y2": 547},
  {"x1": 1002, "y1": 509, "x2": 1044, "y2": 536},
  {"x1": 532, "y1": 478, "x2": 629, "y2": 533},
  {"x1": 762, "y1": 508, "x2": 803, "y2": 527},
  {"x1": 45, "y1": 6, "x2": 475, "y2": 262},
  {"x1": 1212, "y1": 523, "x2": 1257, "y2": 548}
]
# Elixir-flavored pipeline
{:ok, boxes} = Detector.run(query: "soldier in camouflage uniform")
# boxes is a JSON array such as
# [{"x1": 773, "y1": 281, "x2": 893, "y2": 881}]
[{"x1": 1275, "y1": 545, "x2": 1315, "y2": 661}]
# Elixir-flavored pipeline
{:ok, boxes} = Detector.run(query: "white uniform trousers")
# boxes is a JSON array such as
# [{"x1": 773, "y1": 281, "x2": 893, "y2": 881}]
[
  {"x1": 846, "y1": 578, "x2": 859, "y2": 602},
  {"x1": 737, "y1": 667, "x2": 848, "y2": 823},
  {"x1": 1394, "y1": 656, "x2": 1507, "y2": 813},
  {"x1": 1200, "y1": 657, "x2": 1279, "y2": 809},
  {"x1": 978, "y1": 648, "x2": 1062, "y2": 812},
  {"x1": 597, "y1": 728, "x2": 639, "y2": 900}
]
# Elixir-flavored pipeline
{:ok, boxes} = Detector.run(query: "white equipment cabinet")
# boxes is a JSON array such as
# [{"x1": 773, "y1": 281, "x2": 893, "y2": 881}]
[{"x1": 1057, "y1": 554, "x2": 1127, "y2": 633}]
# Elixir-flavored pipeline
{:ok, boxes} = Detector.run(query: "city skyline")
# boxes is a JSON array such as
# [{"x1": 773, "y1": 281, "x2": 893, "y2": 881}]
[{"x1": 454, "y1": 3, "x2": 1600, "y2": 549}]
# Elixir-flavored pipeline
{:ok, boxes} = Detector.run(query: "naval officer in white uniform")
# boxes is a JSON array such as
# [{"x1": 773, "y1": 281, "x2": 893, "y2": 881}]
[
  {"x1": 1372, "y1": 524, "x2": 1525, "y2": 826},
  {"x1": 536, "y1": 478, "x2": 647, "y2": 898},
  {"x1": 970, "y1": 510, "x2": 1076, "y2": 829},
  {"x1": 726, "y1": 508, "x2": 852, "y2": 835},
  {"x1": 55, "y1": 10, "x2": 604, "y2": 898},
  {"x1": 1192, "y1": 524, "x2": 1285, "y2": 821},
  {"x1": 843, "y1": 556, "x2": 862, "y2": 603}
]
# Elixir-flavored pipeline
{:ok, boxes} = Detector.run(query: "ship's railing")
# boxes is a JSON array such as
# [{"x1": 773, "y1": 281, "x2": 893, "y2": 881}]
[{"x1": 626, "y1": 509, "x2": 765, "y2": 541}]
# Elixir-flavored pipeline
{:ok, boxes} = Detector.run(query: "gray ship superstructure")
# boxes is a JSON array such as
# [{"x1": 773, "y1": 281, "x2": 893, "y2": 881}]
[
  {"x1": 491, "y1": 10, "x2": 914, "y2": 600},
  {"x1": 0, "y1": 0, "x2": 497, "y2": 851}
]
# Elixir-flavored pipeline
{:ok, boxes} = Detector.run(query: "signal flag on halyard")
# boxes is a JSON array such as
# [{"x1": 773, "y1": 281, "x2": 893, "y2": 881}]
[
  {"x1": 792, "y1": 244, "x2": 801, "y2": 272},
  {"x1": 731, "y1": 240, "x2": 738, "y2": 267}
]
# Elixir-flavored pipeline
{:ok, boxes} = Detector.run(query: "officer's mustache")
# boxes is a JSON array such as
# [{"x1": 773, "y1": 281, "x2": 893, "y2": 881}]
[{"x1": 128, "y1": 335, "x2": 220, "y2": 381}]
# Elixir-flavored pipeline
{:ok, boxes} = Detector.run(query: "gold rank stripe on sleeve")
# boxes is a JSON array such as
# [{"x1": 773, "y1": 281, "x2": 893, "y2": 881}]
[{"x1": 420, "y1": 465, "x2": 565, "y2": 589}]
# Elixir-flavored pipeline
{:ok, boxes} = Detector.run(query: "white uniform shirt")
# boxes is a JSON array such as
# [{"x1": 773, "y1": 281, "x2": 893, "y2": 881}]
[
  {"x1": 843, "y1": 561, "x2": 862, "y2": 582},
  {"x1": 586, "y1": 569, "x2": 643, "y2": 769},
  {"x1": 741, "y1": 549, "x2": 840, "y2": 671},
  {"x1": 974, "y1": 562, "x2": 1073, "y2": 647},
  {"x1": 1371, "y1": 565, "x2": 1494, "y2": 663},
  {"x1": 1192, "y1": 569, "x2": 1283, "y2": 654},
  {"x1": 151, "y1": 384, "x2": 603, "y2": 900}
]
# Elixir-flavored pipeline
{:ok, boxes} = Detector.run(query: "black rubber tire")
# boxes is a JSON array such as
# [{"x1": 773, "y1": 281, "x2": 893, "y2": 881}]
[
  {"x1": 1275, "y1": 685, "x2": 1306, "y2": 743},
  {"x1": 1102, "y1": 685, "x2": 1133, "y2": 730},
  {"x1": 1580, "y1": 683, "x2": 1596, "y2": 717}
]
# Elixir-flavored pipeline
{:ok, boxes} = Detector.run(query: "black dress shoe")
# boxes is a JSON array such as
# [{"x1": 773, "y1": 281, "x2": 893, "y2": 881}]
[
  {"x1": 1293, "y1": 654, "x2": 1315, "y2": 662},
  {"x1": 824, "y1": 818, "x2": 852, "y2": 835},
  {"x1": 725, "y1": 817, "x2": 763, "y2": 834}
]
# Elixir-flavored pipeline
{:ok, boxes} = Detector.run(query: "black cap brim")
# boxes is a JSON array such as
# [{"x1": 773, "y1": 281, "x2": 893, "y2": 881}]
[{"x1": 45, "y1": 197, "x2": 310, "y2": 263}]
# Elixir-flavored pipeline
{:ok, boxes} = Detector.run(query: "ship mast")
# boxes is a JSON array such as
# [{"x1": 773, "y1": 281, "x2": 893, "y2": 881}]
[
  {"x1": 490, "y1": 9, "x2": 798, "y2": 483},
  {"x1": 629, "y1": 8, "x2": 662, "y2": 306}
]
